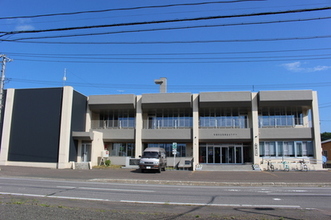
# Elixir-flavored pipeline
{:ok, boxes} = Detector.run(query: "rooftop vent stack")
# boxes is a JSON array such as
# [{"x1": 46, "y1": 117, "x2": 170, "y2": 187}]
[{"x1": 154, "y1": 77, "x2": 167, "y2": 93}]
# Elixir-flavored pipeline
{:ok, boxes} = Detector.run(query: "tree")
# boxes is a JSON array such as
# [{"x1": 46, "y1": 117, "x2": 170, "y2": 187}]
[{"x1": 321, "y1": 132, "x2": 331, "y2": 141}]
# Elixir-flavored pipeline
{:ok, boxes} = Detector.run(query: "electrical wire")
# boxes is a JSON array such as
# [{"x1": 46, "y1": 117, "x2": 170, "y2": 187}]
[
  {"x1": 8, "y1": 77, "x2": 331, "y2": 90},
  {"x1": 12, "y1": 56, "x2": 331, "y2": 63},
  {"x1": 1, "y1": 6, "x2": 330, "y2": 37},
  {"x1": 0, "y1": 0, "x2": 264, "y2": 20},
  {"x1": 7, "y1": 53, "x2": 331, "y2": 60},
  {"x1": 4, "y1": 47, "x2": 331, "y2": 56},
  {"x1": 3, "y1": 34, "x2": 330, "y2": 45},
  {"x1": 4, "y1": 16, "x2": 331, "y2": 41}
]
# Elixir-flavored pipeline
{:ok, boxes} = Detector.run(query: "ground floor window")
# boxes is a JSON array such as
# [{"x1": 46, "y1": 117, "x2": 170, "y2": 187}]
[
  {"x1": 144, "y1": 143, "x2": 186, "y2": 157},
  {"x1": 107, "y1": 143, "x2": 135, "y2": 158},
  {"x1": 259, "y1": 141, "x2": 313, "y2": 158}
]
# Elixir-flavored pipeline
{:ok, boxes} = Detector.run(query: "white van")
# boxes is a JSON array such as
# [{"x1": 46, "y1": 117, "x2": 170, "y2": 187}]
[{"x1": 139, "y1": 147, "x2": 167, "y2": 173}]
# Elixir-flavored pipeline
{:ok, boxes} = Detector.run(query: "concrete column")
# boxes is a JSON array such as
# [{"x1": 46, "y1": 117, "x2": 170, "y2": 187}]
[
  {"x1": 251, "y1": 92, "x2": 260, "y2": 165},
  {"x1": 85, "y1": 97, "x2": 92, "y2": 132},
  {"x1": 192, "y1": 94, "x2": 199, "y2": 171},
  {"x1": 311, "y1": 91, "x2": 322, "y2": 169},
  {"x1": 57, "y1": 86, "x2": 74, "y2": 169},
  {"x1": 0, "y1": 88, "x2": 15, "y2": 165},
  {"x1": 90, "y1": 131, "x2": 104, "y2": 166},
  {"x1": 135, "y1": 95, "x2": 143, "y2": 158}
]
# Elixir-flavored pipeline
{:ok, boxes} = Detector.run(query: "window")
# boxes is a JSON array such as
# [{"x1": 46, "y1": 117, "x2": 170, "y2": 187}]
[
  {"x1": 99, "y1": 110, "x2": 135, "y2": 129},
  {"x1": 259, "y1": 107, "x2": 306, "y2": 128},
  {"x1": 259, "y1": 141, "x2": 313, "y2": 157},
  {"x1": 110, "y1": 143, "x2": 135, "y2": 158},
  {"x1": 146, "y1": 109, "x2": 192, "y2": 129},
  {"x1": 145, "y1": 143, "x2": 186, "y2": 157},
  {"x1": 199, "y1": 107, "x2": 248, "y2": 128}
]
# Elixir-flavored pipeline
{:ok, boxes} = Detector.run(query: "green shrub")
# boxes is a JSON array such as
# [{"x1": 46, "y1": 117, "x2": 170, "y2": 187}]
[{"x1": 105, "y1": 159, "x2": 111, "y2": 166}]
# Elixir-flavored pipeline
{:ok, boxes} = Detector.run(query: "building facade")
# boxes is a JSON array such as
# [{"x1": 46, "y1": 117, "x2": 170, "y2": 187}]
[
  {"x1": 322, "y1": 139, "x2": 331, "y2": 167},
  {"x1": 0, "y1": 87, "x2": 323, "y2": 170}
]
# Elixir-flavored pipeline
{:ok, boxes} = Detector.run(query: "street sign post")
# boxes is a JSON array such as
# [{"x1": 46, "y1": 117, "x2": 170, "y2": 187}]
[{"x1": 172, "y1": 142, "x2": 177, "y2": 168}]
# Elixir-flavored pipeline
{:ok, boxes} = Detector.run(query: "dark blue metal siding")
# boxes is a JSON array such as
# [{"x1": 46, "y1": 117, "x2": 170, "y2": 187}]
[{"x1": 8, "y1": 88, "x2": 63, "y2": 162}]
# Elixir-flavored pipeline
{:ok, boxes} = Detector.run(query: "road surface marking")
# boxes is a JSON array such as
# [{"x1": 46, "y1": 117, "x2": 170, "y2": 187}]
[{"x1": 120, "y1": 200, "x2": 301, "y2": 208}]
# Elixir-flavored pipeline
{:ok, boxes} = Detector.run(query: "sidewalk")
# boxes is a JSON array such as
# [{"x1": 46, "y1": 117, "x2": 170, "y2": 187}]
[{"x1": 1, "y1": 166, "x2": 330, "y2": 187}]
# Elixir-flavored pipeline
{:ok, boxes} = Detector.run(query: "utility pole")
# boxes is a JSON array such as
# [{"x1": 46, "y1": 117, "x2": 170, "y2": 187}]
[{"x1": 0, "y1": 55, "x2": 12, "y2": 123}]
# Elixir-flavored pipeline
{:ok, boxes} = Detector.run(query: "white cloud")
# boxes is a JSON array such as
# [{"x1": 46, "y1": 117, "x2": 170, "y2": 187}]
[
  {"x1": 281, "y1": 61, "x2": 331, "y2": 73},
  {"x1": 6, "y1": 18, "x2": 35, "y2": 31},
  {"x1": 15, "y1": 24, "x2": 35, "y2": 31}
]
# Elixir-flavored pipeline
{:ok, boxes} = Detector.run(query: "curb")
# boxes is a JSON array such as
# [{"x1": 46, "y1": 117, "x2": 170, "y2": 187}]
[{"x1": 89, "y1": 179, "x2": 331, "y2": 187}]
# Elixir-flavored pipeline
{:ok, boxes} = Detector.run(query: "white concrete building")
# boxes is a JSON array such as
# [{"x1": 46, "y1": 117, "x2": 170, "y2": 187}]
[{"x1": 0, "y1": 87, "x2": 323, "y2": 171}]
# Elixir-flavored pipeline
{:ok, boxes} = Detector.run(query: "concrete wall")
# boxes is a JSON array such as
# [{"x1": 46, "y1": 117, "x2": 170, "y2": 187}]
[
  {"x1": 260, "y1": 128, "x2": 313, "y2": 140},
  {"x1": 142, "y1": 128, "x2": 192, "y2": 141}
]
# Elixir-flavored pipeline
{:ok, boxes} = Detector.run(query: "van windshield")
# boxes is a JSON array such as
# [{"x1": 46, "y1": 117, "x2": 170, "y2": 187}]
[{"x1": 142, "y1": 151, "x2": 159, "y2": 158}]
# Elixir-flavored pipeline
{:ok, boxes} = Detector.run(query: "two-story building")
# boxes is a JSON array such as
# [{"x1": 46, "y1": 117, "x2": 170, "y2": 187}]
[{"x1": 0, "y1": 86, "x2": 323, "y2": 171}]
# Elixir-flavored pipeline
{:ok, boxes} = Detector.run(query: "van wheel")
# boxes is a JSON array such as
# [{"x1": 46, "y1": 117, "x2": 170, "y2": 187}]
[
  {"x1": 141, "y1": 169, "x2": 144, "y2": 173},
  {"x1": 162, "y1": 167, "x2": 166, "y2": 171}
]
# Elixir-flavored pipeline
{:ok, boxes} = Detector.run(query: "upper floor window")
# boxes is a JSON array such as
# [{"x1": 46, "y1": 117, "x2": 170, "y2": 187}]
[
  {"x1": 145, "y1": 109, "x2": 192, "y2": 129},
  {"x1": 200, "y1": 107, "x2": 248, "y2": 128},
  {"x1": 259, "y1": 107, "x2": 306, "y2": 128},
  {"x1": 99, "y1": 109, "x2": 135, "y2": 129}
]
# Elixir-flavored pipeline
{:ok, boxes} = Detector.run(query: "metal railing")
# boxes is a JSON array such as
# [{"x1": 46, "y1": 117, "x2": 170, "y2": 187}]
[
  {"x1": 92, "y1": 120, "x2": 135, "y2": 129},
  {"x1": 199, "y1": 117, "x2": 248, "y2": 129},
  {"x1": 258, "y1": 116, "x2": 307, "y2": 128}
]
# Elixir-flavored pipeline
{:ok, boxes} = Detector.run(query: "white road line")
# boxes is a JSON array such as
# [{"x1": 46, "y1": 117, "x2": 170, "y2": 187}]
[
  {"x1": 48, "y1": 195, "x2": 114, "y2": 202},
  {"x1": 120, "y1": 200, "x2": 301, "y2": 208},
  {"x1": 56, "y1": 186, "x2": 76, "y2": 189},
  {"x1": 0, "y1": 192, "x2": 303, "y2": 208},
  {"x1": 0, "y1": 192, "x2": 45, "y2": 198},
  {"x1": 78, "y1": 187, "x2": 154, "y2": 193},
  {"x1": 0, "y1": 192, "x2": 116, "y2": 202}
]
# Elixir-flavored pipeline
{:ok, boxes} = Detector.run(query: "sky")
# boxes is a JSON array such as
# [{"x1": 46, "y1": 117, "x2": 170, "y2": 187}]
[{"x1": 0, "y1": 0, "x2": 330, "y2": 132}]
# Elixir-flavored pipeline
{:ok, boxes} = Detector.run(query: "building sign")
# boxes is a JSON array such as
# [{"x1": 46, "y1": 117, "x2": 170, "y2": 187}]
[
  {"x1": 213, "y1": 133, "x2": 238, "y2": 137},
  {"x1": 254, "y1": 143, "x2": 258, "y2": 156}
]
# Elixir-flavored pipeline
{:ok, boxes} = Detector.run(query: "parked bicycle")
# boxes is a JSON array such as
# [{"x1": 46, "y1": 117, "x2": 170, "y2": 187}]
[
  {"x1": 282, "y1": 161, "x2": 290, "y2": 172},
  {"x1": 267, "y1": 160, "x2": 274, "y2": 172},
  {"x1": 299, "y1": 159, "x2": 308, "y2": 171}
]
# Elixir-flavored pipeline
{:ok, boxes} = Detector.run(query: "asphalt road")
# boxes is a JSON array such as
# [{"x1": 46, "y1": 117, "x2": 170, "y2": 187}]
[
  {"x1": 1, "y1": 166, "x2": 331, "y2": 187},
  {"x1": 0, "y1": 177, "x2": 330, "y2": 209},
  {"x1": 0, "y1": 166, "x2": 331, "y2": 219}
]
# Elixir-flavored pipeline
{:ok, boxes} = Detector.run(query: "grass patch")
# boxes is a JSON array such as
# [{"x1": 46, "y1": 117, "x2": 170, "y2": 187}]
[{"x1": 93, "y1": 164, "x2": 123, "y2": 169}]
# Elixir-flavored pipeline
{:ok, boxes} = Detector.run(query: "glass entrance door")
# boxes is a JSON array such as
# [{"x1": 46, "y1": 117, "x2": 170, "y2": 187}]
[
  {"x1": 199, "y1": 144, "x2": 243, "y2": 164},
  {"x1": 81, "y1": 143, "x2": 91, "y2": 162},
  {"x1": 222, "y1": 146, "x2": 236, "y2": 163}
]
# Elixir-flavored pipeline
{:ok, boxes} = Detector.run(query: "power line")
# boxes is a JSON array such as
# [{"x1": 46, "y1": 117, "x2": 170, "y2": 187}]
[
  {"x1": 0, "y1": 0, "x2": 263, "y2": 20},
  {"x1": 9, "y1": 53, "x2": 331, "y2": 60},
  {"x1": 3, "y1": 34, "x2": 330, "y2": 45},
  {"x1": 4, "y1": 16, "x2": 331, "y2": 41},
  {"x1": 12, "y1": 56, "x2": 331, "y2": 63},
  {"x1": 1, "y1": 6, "x2": 330, "y2": 37},
  {"x1": 4, "y1": 47, "x2": 331, "y2": 56},
  {"x1": 8, "y1": 77, "x2": 331, "y2": 90}
]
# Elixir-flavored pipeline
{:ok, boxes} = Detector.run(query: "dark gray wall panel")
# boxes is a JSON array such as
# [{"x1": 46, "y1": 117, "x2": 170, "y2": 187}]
[
  {"x1": 0, "y1": 90, "x2": 7, "y2": 149},
  {"x1": 69, "y1": 91, "x2": 87, "y2": 161},
  {"x1": 8, "y1": 88, "x2": 63, "y2": 162}
]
